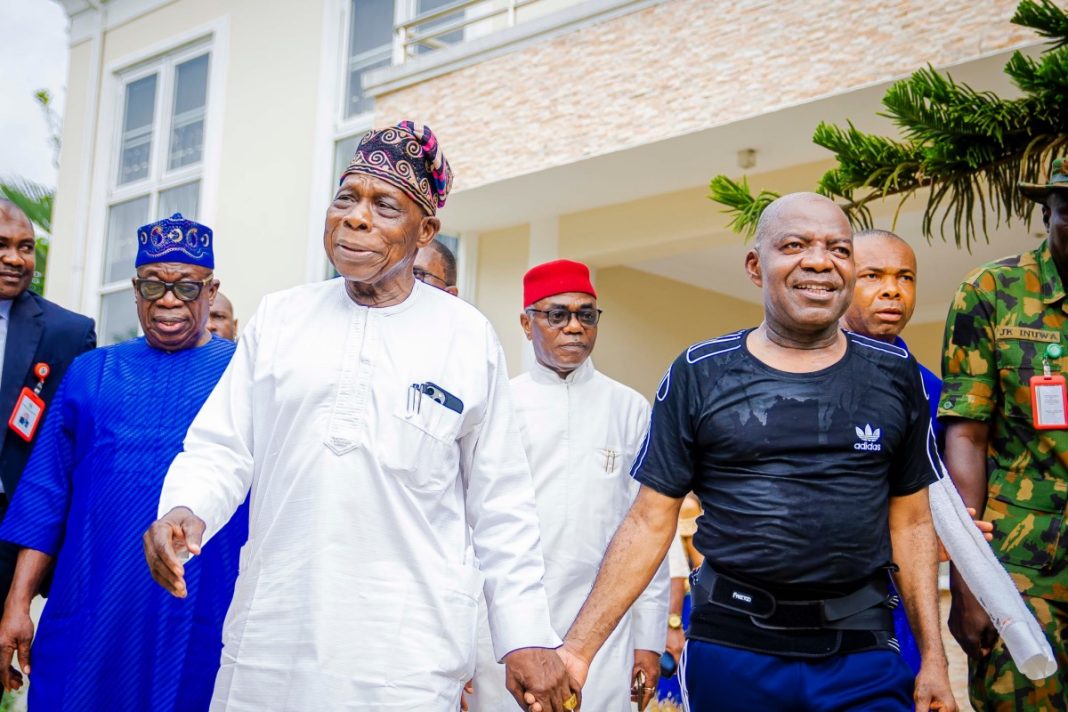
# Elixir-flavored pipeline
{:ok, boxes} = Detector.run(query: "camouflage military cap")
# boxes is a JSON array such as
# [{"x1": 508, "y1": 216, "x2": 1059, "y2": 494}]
[{"x1": 1019, "y1": 157, "x2": 1068, "y2": 203}]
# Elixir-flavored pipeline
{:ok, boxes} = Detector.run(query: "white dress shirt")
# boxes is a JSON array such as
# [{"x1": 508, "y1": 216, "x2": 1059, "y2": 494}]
[
  {"x1": 0, "y1": 298, "x2": 13, "y2": 479},
  {"x1": 469, "y1": 358, "x2": 669, "y2": 712},
  {"x1": 159, "y1": 280, "x2": 559, "y2": 711}
]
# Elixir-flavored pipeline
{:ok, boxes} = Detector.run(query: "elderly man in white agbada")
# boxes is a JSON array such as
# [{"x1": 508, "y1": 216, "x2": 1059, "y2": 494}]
[{"x1": 143, "y1": 122, "x2": 579, "y2": 712}]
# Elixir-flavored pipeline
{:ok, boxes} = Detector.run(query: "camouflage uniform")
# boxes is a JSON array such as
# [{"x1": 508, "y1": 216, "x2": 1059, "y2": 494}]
[{"x1": 940, "y1": 239, "x2": 1068, "y2": 710}]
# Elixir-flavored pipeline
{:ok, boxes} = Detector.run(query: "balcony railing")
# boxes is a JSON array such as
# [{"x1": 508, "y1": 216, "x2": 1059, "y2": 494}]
[{"x1": 393, "y1": 0, "x2": 550, "y2": 63}]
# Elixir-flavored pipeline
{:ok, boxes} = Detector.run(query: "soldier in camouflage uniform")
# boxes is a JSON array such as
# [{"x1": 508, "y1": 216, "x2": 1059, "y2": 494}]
[{"x1": 940, "y1": 158, "x2": 1068, "y2": 710}]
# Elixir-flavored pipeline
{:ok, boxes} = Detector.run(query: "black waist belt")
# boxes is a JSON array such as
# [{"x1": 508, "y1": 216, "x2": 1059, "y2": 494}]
[{"x1": 688, "y1": 562, "x2": 898, "y2": 658}]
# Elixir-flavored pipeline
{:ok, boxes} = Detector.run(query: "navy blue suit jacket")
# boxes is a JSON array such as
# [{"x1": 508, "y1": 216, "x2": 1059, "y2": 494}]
[{"x1": 0, "y1": 291, "x2": 96, "y2": 495}]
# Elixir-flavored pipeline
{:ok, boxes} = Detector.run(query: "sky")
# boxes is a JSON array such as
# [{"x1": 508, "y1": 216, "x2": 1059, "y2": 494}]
[{"x1": 0, "y1": 0, "x2": 70, "y2": 188}]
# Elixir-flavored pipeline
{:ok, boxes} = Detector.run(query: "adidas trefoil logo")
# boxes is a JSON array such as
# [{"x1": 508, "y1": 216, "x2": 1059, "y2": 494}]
[{"x1": 853, "y1": 424, "x2": 882, "y2": 451}]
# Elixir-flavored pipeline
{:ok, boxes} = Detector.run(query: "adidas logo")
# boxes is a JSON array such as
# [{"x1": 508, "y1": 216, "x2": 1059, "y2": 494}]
[{"x1": 853, "y1": 424, "x2": 882, "y2": 451}]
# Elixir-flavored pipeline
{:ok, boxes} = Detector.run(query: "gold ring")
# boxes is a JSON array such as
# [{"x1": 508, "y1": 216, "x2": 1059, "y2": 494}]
[{"x1": 563, "y1": 693, "x2": 579, "y2": 711}]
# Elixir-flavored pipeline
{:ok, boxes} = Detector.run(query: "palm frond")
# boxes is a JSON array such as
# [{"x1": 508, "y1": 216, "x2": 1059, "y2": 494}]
[{"x1": 707, "y1": 175, "x2": 779, "y2": 239}]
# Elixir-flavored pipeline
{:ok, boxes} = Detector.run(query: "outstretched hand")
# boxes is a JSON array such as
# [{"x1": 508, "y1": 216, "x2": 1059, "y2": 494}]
[
  {"x1": 0, "y1": 607, "x2": 33, "y2": 692},
  {"x1": 143, "y1": 506, "x2": 206, "y2": 598}
]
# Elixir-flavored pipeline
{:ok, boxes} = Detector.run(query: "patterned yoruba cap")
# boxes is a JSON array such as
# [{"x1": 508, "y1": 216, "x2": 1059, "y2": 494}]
[
  {"x1": 136, "y1": 213, "x2": 214, "y2": 269},
  {"x1": 340, "y1": 120, "x2": 453, "y2": 215},
  {"x1": 1019, "y1": 157, "x2": 1068, "y2": 204}
]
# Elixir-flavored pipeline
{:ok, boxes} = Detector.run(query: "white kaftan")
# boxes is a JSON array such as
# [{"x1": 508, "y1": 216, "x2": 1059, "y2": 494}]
[
  {"x1": 468, "y1": 359, "x2": 669, "y2": 712},
  {"x1": 159, "y1": 280, "x2": 560, "y2": 711}
]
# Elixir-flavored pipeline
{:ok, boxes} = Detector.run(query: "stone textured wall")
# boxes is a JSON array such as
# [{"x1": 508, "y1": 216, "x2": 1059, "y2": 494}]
[{"x1": 374, "y1": 0, "x2": 1035, "y2": 190}]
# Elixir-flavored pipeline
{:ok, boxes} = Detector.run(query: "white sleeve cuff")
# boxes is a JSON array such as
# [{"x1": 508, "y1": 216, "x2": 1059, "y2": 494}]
[
  {"x1": 631, "y1": 604, "x2": 668, "y2": 652},
  {"x1": 488, "y1": 599, "x2": 563, "y2": 663}
]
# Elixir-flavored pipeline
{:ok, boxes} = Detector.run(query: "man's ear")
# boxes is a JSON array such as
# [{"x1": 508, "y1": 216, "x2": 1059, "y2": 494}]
[
  {"x1": 519, "y1": 311, "x2": 533, "y2": 342},
  {"x1": 1043, "y1": 203, "x2": 1052, "y2": 231},
  {"x1": 417, "y1": 216, "x2": 441, "y2": 249},
  {"x1": 744, "y1": 248, "x2": 763, "y2": 288},
  {"x1": 445, "y1": 285, "x2": 459, "y2": 297}
]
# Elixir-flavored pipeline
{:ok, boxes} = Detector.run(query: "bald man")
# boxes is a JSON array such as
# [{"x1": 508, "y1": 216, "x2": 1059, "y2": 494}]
[
  {"x1": 0, "y1": 199, "x2": 95, "y2": 604},
  {"x1": 207, "y1": 291, "x2": 238, "y2": 341},
  {"x1": 558, "y1": 193, "x2": 956, "y2": 711}
]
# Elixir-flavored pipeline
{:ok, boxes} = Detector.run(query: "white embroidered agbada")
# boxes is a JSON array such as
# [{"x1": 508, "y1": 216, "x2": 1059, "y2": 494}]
[
  {"x1": 159, "y1": 280, "x2": 560, "y2": 711},
  {"x1": 468, "y1": 358, "x2": 669, "y2": 712}
]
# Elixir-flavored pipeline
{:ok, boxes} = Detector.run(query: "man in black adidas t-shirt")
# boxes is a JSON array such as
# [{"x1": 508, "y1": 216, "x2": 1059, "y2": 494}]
[{"x1": 557, "y1": 193, "x2": 956, "y2": 711}]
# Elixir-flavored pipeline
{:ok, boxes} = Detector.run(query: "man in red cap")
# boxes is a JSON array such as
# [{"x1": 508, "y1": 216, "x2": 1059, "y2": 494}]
[{"x1": 466, "y1": 259, "x2": 668, "y2": 712}]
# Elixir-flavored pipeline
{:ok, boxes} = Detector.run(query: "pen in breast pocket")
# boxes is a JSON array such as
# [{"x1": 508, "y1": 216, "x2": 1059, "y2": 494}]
[{"x1": 605, "y1": 449, "x2": 618, "y2": 472}]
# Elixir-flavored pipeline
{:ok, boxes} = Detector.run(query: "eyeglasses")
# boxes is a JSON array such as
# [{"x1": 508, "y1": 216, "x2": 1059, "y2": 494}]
[
  {"x1": 133, "y1": 277, "x2": 213, "y2": 302},
  {"x1": 413, "y1": 267, "x2": 451, "y2": 288},
  {"x1": 525, "y1": 307, "x2": 602, "y2": 328}
]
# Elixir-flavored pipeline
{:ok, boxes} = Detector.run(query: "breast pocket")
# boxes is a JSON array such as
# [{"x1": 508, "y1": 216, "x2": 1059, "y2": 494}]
[
  {"x1": 379, "y1": 400, "x2": 463, "y2": 492},
  {"x1": 994, "y1": 337, "x2": 1067, "y2": 423},
  {"x1": 987, "y1": 474, "x2": 1068, "y2": 573}
]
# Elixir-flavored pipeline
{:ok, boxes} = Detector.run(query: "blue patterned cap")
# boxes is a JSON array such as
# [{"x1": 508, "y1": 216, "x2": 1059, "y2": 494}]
[{"x1": 136, "y1": 213, "x2": 214, "y2": 269}]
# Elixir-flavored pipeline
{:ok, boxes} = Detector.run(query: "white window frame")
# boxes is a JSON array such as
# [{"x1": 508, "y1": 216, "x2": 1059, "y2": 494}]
[
  {"x1": 82, "y1": 19, "x2": 229, "y2": 327},
  {"x1": 310, "y1": 1, "x2": 470, "y2": 294}
]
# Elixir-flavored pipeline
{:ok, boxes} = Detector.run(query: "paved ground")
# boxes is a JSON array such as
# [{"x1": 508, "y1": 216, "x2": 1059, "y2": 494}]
[{"x1": 942, "y1": 590, "x2": 975, "y2": 711}]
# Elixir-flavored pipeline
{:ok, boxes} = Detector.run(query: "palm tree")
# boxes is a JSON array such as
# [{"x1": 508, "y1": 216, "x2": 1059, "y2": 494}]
[
  {"x1": 0, "y1": 179, "x2": 52, "y2": 295},
  {"x1": 708, "y1": 0, "x2": 1068, "y2": 247}
]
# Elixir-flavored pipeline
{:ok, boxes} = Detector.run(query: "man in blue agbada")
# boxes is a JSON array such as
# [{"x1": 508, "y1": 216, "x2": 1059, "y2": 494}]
[{"x1": 0, "y1": 213, "x2": 247, "y2": 711}]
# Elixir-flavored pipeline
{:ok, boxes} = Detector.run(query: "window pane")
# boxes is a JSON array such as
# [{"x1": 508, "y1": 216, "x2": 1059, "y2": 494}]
[
  {"x1": 345, "y1": 0, "x2": 394, "y2": 118},
  {"x1": 413, "y1": 0, "x2": 465, "y2": 54},
  {"x1": 169, "y1": 54, "x2": 210, "y2": 170},
  {"x1": 436, "y1": 234, "x2": 459, "y2": 258},
  {"x1": 104, "y1": 196, "x2": 150, "y2": 284},
  {"x1": 99, "y1": 289, "x2": 140, "y2": 346},
  {"x1": 118, "y1": 74, "x2": 158, "y2": 185},
  {"x1": 158, "y1": 181, "x2": 200, "y2": 221},
  {"x1": 345, "y1": 51, "x2": 390, "y2": 118},
  {"x1": 349, "y1": 0, "x2": 394, "y2": 57},
  {"x1": 333, "y1": 135, "x2": 362, "y2": 184}
]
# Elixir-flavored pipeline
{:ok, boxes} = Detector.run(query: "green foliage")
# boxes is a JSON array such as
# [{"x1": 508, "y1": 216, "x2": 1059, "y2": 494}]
[
  {"x1": 1013, "y1": 0, "x2": 1068, "y2": 48},
  {"x1": 0, "y1": 180, "x2": 53, "y2": 233},
  {"x1": 708, "y1": 0, "x2": 1068, "y2": 247},
  {"x1": 707, "y1": 175, "x2": 779, "y2": 240},
  {"x1": 1, "y1": 179, "x2": 54, "y2": 294}
]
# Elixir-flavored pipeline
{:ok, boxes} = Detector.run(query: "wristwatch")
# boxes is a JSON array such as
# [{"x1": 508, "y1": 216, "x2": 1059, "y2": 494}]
[{"x1": 668, "y1": 614, "x2": 683, "y2": 630}]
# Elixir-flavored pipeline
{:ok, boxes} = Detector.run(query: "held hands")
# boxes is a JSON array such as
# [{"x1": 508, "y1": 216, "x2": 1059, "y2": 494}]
[
  {"x1": 504, "y1": 646, "x2": 581, "y2": 712},
  {"x1": 143, "y1": 506, "x2": 207, "y2": 598},
  {"x1": 0, "y1": 606, "x2": 34, "y2": 691}
]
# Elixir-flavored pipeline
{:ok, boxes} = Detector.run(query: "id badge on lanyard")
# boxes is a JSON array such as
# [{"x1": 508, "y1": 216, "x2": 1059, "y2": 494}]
[
  {"x1": 1031, "y1": 344, "x2": 1068, "y2": 430},
  {"x1": 7, "y1": 363, "x2": 50, "y2": 442}
]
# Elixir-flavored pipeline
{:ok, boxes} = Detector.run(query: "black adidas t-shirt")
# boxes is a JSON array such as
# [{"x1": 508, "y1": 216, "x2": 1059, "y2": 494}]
[{"x1": 633, "y1": 329, "x2": 939, "y2": 586}]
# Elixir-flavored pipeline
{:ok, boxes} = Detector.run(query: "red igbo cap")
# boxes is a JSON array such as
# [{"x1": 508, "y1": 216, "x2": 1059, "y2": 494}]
[{"x1": 523, "y1": 259, "x2": 597, "y2": 307}]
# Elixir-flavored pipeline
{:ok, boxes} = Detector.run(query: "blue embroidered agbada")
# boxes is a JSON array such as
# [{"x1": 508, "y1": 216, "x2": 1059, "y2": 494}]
[{"x1": 0, "y1": 336, "x2": 247, "y2": 711}]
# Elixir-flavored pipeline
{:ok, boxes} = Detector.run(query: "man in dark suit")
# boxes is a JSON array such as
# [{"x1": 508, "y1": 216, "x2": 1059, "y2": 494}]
[{"x1": 0, "y1": 199, "x2": 95, "y2": 601}]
